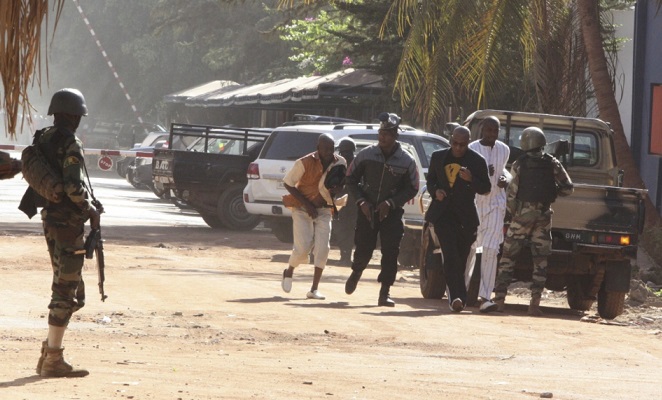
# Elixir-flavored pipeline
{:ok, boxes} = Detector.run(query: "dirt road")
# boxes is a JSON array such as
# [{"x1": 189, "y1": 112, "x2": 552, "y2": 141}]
[{"x1": 1, "y1": 224, "x2": 661, "y2": 400}]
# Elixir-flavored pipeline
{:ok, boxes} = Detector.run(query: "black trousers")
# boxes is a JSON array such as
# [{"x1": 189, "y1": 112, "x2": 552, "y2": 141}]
[
  {"x1": 433, "y1": 215, "x2": 477, "y2": 305},
  {"x1": 351, "y1": 207, "x2": 404, "y2": 287}
]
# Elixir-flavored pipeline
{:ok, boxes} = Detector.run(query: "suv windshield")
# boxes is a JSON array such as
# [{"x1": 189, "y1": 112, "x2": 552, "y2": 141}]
[{"x1": 261, "y1": 131, "x2": 321, "y2": 160}]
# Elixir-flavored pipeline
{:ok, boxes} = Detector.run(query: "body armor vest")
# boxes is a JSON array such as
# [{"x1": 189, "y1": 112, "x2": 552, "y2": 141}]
[{"x1": 516, "y1": 154, "x2": 557, "y2": 204}]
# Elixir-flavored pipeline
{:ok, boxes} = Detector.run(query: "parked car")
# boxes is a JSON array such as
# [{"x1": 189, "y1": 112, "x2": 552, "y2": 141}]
[
  {"x1": 152, "y1": 123, "x2": 271, "y2": 229},
  {"x1": 242, "y1": 121, "x2": 449, "y2": 265},
  {"x1": 116, "y1": 132, "x2": 170, "y2": 197}
]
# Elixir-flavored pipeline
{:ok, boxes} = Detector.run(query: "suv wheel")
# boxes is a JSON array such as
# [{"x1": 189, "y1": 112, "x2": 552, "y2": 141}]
[{"x1": 270, "y1": 219, "x2": 294, "y2": 243}]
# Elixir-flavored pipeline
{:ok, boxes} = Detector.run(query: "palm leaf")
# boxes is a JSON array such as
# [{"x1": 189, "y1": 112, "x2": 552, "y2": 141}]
[{"x1": 1, "y1": 0, "x2": 64, "y2": 139}]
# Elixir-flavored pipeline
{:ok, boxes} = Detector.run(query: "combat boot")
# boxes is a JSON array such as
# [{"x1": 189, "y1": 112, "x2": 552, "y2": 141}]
[
  {"x1": 528, "y1": 297, "x2": 544, "y2": 317},
  {"x1": 35, "y1": 340, "x2": 48, "y2": 375},
  {"x1": 40, "y1": 346, "x2": 89, "y2": 378}
]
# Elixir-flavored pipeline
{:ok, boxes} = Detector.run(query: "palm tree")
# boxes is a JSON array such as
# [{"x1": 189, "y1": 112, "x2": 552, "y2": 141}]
[
  {"x1": 578, "y1": 0, "x2": 660, "y2": 227},
  {"x1": 0, "y1": 0, "x2": 64, "y2": 139},
  {"x1": 279, "y1": 0, "x2": 661, "y2": 226}
]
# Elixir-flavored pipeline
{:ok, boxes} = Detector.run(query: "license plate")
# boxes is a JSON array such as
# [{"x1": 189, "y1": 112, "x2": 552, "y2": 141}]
[
  {"x1": 154, "y1": 159, "x2": 171, "y2": 171},
  {"x1": 561, "y1": 230, "x2": 589, "y2": 243}
]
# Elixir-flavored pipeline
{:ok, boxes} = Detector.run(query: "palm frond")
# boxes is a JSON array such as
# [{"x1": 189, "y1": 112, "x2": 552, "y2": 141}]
[{"x1": 1, "y1": 0, "x2": 64, "y2": 139}]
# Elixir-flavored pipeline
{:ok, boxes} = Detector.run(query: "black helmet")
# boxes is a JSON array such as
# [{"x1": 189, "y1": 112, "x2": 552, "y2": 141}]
[
  {"x1": 377, "y1": 112, "x2": 401, "y2": 131},
  {"x1": 337, "y1": 137, "x2": 356, "y2": 152},
  {"x1": 47, "y1": 88, "x2": 88, "y2": 116}
]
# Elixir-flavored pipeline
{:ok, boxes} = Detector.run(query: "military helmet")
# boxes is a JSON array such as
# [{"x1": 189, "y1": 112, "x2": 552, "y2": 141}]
[
  {"x1": 47, "y1": 88, "x2": 88, "y2": 116},
  {"x1": 520, "y1": 127, "x2": 546, "y2": 151},
  {"x1": 377, "y1": 112, "x2": 401, "y2": 131}
]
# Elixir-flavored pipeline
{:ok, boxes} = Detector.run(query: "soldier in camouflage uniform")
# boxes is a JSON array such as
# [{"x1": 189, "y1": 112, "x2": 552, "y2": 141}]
[
  {"x1": 491, "y1": 127, "x2": 573, "y2": 316},
  {"x1": 29, "y1": 89, "x2": 100, "y2": 377}
]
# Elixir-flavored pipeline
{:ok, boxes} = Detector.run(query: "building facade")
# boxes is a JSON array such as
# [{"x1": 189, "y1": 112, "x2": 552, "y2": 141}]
[{"x1": 632, "y1": 0, "x2": 662, "y2": 217}]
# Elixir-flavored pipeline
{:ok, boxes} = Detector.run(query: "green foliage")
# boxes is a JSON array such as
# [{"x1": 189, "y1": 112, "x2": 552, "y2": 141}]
[
  {"x1": 39, "y1": 0, "x2": 298, "y2": 123},
  {"x1": 279, "y1": 9, "x2": 352, "y2": 75}
]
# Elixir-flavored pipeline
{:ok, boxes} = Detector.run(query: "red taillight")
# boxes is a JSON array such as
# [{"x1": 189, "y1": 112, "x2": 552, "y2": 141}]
[{"x1": 247, "y1": 162, "x2": 260, "y2": 179}]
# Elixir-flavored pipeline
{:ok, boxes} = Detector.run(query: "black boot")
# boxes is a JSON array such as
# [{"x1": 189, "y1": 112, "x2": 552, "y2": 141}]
[{"x1": 378, "y1": 285, "x2": 395, "y2": 307}]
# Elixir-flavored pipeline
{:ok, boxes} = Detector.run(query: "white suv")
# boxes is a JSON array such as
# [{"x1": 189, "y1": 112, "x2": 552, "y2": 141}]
[{"x1": 243, "y1": 123, "x2": 449, "y2": 262}]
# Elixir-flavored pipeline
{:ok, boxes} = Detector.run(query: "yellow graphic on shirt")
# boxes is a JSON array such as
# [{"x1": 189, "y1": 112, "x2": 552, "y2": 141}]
[{"x1": 445, "y1": 163, "x2": 462, "y2": 188}]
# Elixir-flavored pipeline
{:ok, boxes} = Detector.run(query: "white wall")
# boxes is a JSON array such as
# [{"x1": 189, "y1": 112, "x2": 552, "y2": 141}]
[{"x1": 613, "y1": 9, "x2": 635, "y2": 145}]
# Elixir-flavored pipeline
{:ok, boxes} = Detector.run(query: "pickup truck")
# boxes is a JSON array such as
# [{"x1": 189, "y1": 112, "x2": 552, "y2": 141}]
[
  {"x1": 152, "y1": 123, "x2": 271, "y2": 230},
  {"x1": 415, "y1": 110, "x2": 647, "y2": 319}
]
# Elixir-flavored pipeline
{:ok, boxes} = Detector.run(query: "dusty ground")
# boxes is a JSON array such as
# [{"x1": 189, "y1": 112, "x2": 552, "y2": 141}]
[{"x1": 1, "y1": 223, "x2": 661, "y2": 400}]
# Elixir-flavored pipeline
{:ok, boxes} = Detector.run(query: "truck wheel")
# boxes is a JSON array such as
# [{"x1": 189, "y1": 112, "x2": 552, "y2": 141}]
[
  {"x1": 419, "y1": 223, "x2": 445, "y2": 299},
  {"x1": 566, "y1": 276, "x2": 595, "y2": 311},
  {"x1": 465, "y1": 254, "x2": 481, "y2": 307},
  {"x1": 217, "y1": 185, "x2": 260, "y2": 231},
  {"x1": 271, "y1": 220, "x2": 294, "y2": 243},
  {"x1": 150, "y1": 183, "x2": 168, "y2": 199},
  {"x1": 597, "y1": 283, "x2": 626, "y2": 319},
  {"x1": 398, "y1": 229, "x2": 419, "y2": 269},
  {"x1": 201, "y1": 214, "x2": 226, "y2": 229}
]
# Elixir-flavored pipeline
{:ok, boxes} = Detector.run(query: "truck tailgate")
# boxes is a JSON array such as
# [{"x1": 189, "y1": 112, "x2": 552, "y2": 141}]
[
  {"x1": 152, "y1": 149, "x2": 175, "y2": 187},
  {"x1": 553, "y1": 183, "x2": 647, "y2": 234}
]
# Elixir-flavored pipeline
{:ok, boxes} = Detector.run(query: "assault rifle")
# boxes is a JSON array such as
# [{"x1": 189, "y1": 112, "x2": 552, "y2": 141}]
[{"x1": 84, "y1": 199, "x2": 107, "y2": 301}]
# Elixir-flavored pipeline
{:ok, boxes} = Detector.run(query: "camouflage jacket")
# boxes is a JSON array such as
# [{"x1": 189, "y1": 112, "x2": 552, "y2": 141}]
[
  {"x1": 506, "y1": 152, "x2": 573, "y2": 214},
  {"x1": 38, "y1": 125, "x2": 92, "y2": 224}
]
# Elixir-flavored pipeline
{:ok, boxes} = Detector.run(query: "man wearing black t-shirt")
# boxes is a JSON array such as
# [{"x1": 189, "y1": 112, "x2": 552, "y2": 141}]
[{"x1": 426, "y1": 126, "x2": 491, "y2": 312}]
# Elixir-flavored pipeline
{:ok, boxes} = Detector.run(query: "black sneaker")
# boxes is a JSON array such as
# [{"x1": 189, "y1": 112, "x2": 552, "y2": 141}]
[{"x1": 345, "y1": 271, "x2": 362, "y2": 295}]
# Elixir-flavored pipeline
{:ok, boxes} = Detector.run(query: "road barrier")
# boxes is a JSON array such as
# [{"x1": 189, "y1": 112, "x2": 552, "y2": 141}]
[{"x1": 0, "y1": 144, "x2": 153, "y2": 158}]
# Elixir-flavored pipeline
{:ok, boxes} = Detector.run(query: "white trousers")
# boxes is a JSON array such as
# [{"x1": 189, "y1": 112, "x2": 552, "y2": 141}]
[
  {"x1": 466, "y1": 205, "x2": 506, "y2": 299},
  {"x1": 288, "y1": 207, "x2": 333, "y2": 269}
]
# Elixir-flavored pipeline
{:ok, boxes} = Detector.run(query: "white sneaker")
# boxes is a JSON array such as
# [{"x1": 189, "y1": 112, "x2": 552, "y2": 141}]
[
  {"x1": 306, "y1": 290, "x2": 325, "y2": 300},
  {"x1": 480, "y1": 300, "x2": 499, "y2": 313},
  {"x1": 281, "y1": 269, "x2": 292, "y2": 293}
]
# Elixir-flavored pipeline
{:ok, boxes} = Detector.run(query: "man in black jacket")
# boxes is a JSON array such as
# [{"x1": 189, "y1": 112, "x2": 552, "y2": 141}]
[
  {"x1": 344, "y1": 112, "x2": 419, "y2": 307},
  {"x1": 426, "y1": 126, "x2": 491, "y2": 312}
]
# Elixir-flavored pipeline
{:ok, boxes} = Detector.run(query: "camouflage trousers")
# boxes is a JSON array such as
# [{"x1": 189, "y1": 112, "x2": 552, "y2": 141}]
[
  {"x1": 493, "y1": 203, "x2": 553, "y2": 301},
  {"x1": 42, "y1": 219, "x2": 86, "y2": 327}
]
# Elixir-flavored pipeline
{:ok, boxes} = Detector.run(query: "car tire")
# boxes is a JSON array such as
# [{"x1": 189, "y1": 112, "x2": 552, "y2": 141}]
[
  {"x1": 566, "y1": 275, "x2": 595, "y2": 311},
  {"x1": 597, "y1": 282, "x2": 626, "y2": 319},
  {"x1": 217, "y1": 185, "x2": 260, "y2": 231},
  {"x1": 202, "y1": 214, "x2": 226, "y2": 229},
  {"x1": 419, "y1": 223, "x2": 445, "y2": 299},
  {"x1": 271, "y1": 219, "x2": 294, "y2": 243}
]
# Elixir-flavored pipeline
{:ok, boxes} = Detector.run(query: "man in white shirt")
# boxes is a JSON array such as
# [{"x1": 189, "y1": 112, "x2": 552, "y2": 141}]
[{"x1": 467, "y1": 116, "x2": 510, "y2": 312}]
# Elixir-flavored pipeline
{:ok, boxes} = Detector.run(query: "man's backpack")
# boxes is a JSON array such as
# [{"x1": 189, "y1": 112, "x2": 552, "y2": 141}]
[{"x1": 21, "y1": 128, "x2": 65, "y2": 203}]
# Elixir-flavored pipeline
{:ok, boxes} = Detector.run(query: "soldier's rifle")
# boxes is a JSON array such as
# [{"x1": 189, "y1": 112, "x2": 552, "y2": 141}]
[{"x1": 83, "y1": 161, "x2": 107, "y2": 302}]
